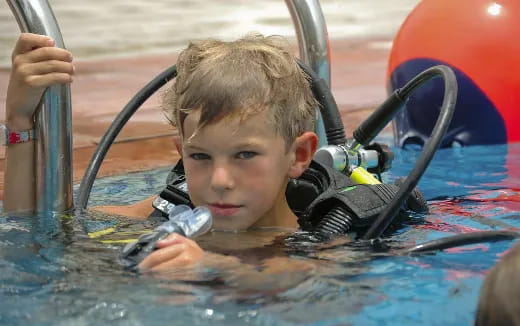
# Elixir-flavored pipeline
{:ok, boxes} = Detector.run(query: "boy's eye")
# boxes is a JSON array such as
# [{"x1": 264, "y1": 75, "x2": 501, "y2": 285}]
[
  {"x1": 189, "y1": 153, "x2": 211, "y2": 160},
  {"x1": 235, "y1": 151, "x2": 257, "y2": 160}
]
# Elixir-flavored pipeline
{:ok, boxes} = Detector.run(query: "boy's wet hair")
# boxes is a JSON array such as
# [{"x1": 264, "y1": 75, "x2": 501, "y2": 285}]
[
  {"x1": 475, "y1": 242, "x2": 520, "y2": 326},
  {"x1": 163, "y1": 33, "x2": 318, "y2": 148}
]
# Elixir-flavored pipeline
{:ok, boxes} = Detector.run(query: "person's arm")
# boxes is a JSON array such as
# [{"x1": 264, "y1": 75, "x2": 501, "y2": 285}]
[
  {"x1": 137, "y1": 233, "x2": 318, "y2": 292},
  {"x1": 3, "y1": 33, "x2": 74, "y2": 214},
  {"x1": 92, "y1": 195, "x2": 156, "y2": 218},
  {"x1": 137, "y1": 232, "x2": 204, "y2": 271}
]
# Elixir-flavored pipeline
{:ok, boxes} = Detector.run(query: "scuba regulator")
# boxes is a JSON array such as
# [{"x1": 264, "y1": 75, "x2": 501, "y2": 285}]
[
  {"x1": 285, "y1": 62, "x2": 436, "y2": 240},
  {"x1": 76, "y1": 60, "x2": 454, "y2": 244},
  {"x1": 150, "y1": 62, "x2": 440, "y2": 241},
  {"x1": 79, "y1": 57, "x2": 520, "y2": 253},
  {"x1": 289, "y1": 142, "x2": 427, "y2": 240}
]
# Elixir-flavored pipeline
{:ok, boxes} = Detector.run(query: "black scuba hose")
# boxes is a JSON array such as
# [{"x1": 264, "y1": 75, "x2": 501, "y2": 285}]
[
  {"x1": 353, "y1": 65, "x2": 455, "y2": 146},
  {"x1": 315, "y1": 206, "x2": 354, "y2": 238},
  {"x1": 76, "y1": 65, "x2": 177, "y2": 210},
  {"x1": 401, "y1": 231, "x2": 520, "y2": 254},
  {"x1": 361, "y1": 65, "x2": 458, "y2": 240},
  {"x1": 297, "y1": 62, "x2": 346, "y2": 145}
]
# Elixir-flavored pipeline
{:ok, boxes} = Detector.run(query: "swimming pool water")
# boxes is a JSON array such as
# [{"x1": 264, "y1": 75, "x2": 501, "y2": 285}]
[{"x1": 1, "y1": 143, "x2": 519, "y2": 326}]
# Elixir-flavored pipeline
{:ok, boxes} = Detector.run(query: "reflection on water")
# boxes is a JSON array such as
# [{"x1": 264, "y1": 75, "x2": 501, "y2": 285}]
[{"x1": 0, "y1": 0, "x2": 419, "y2": 66}]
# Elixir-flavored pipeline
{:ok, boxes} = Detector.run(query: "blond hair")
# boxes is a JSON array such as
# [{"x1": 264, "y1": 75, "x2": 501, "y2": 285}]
[{"x1": 163, "y1": 33, "x2": 318, "y2": 148}]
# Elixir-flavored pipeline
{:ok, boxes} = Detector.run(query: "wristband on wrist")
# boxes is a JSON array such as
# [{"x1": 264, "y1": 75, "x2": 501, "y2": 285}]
[{"x1": 0, "y1": 124, "x2": 36, "y2": 145}]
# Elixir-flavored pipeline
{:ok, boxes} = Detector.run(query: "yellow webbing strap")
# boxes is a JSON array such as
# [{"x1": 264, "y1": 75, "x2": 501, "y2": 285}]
[
  {"x1": 349, "y1": 167, "x2": 381, "y2": 185},
  {"x1": 88, "y1": 227, "x2": 117, "y2": 238},
  {"x1": 88, "y1": 228, "x2": 147, "y2": 244}
]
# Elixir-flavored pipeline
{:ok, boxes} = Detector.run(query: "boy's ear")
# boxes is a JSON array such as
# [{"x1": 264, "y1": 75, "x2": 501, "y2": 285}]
[{"x1": 288, "y1": 132, "x2": 318, "y2": 178}]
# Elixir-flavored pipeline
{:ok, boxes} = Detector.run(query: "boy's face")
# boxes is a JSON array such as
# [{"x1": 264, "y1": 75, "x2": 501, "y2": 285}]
[{"x1": 181, "y1": 109, "x2": 295, "y2": 231}]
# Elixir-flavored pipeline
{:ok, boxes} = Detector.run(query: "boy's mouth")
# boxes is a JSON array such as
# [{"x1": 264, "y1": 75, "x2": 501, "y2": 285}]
[{"x1": 208, "y1": 203, "x2": 243, "y2": 217}]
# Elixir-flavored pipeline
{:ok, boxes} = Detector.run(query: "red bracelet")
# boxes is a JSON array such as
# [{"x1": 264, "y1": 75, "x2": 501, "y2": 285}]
[{"x1": 0, "y1": 124, "x2": 35, "y2": 145}]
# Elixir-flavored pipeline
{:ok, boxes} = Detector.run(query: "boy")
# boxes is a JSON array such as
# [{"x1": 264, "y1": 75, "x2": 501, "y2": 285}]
[{"x1": 4, "y1": 33, "x2": 319, "y2": 272}]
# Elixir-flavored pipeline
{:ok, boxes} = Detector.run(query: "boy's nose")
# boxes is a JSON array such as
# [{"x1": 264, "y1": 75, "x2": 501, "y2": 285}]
[{"x1": 210, "y1": 165, "x2": 235, "y2": 192}]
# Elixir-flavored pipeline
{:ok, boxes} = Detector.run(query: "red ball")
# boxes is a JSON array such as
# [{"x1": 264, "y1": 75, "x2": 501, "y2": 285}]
[{"x1": 388, "y1": 0, "x2": 520, "y2": 145}]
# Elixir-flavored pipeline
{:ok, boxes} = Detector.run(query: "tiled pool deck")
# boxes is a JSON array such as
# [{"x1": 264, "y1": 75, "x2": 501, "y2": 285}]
[{"x1": 0, "y1": 37, "x2": 392, "y2": 198}]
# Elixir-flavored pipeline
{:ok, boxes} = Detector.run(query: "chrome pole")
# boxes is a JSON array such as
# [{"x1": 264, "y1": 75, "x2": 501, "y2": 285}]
[
  {"x1": 6, "y1": 0, "x2": 73, "y2": 213},
  {"x1": 285, "y1": 0, "x2": 331, "y2": 147}
]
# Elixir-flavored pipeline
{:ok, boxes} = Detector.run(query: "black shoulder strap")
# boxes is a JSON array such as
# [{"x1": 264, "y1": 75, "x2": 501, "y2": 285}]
[{"x1": 150, "y1": 160, "x2": 193, "y2": 219}]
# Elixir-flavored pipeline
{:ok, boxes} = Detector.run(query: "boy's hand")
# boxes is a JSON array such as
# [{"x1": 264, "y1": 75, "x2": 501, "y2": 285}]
[
  {"x1": 138, "y1": 233, "x2": 204, "y2": 272},
  {"x1": 6, "y1": 33, "x2": 74, "y2": 130}
]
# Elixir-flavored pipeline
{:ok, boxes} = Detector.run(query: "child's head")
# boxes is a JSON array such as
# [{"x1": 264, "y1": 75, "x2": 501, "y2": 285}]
[
  {"x1": 476, "y1": 242, "x2": 520, "y2": 326},
  {"x1": 165, "y1": 33, "x2": 317, "y2": 149},
  {"x1": 163, "y1": 34, "x2": 319, "y2": 231}
]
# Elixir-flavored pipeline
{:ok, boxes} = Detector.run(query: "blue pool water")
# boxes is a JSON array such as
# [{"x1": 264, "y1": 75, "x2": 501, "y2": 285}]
[{"x1": 1, "y1": 143, "x2": 519, "y2": 326}]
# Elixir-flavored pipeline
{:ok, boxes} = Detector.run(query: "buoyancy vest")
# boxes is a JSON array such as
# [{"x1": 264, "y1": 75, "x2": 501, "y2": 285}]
[{"x1": 288, "y1": 160, "x2": 427, "y2": 234}]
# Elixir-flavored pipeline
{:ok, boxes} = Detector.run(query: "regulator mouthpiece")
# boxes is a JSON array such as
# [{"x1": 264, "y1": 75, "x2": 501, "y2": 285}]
[
  {"x1": 166, "y1": 205, "x2": 212, "y2": 238},
  {"x1": 119, "y1": 205, "x2": 212, "y2": 270}
]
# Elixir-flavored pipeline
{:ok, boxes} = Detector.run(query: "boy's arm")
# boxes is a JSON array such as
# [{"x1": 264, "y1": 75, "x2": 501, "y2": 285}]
[
  {"x1": 3, "y1": 33, "x2": 74, "y2": 214},
  {"x1": 92, "y1": 196, "x2": 156, "y2": 219},
  {"x1": 138, "y1": 232, "x2": 204, "y2": 271},
  {"x1": 138, "y1": 233, "x2": 317, "y2": 291},
  {"x1": 4, "y1": 140, "x2": 35, "y2": 213}
]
